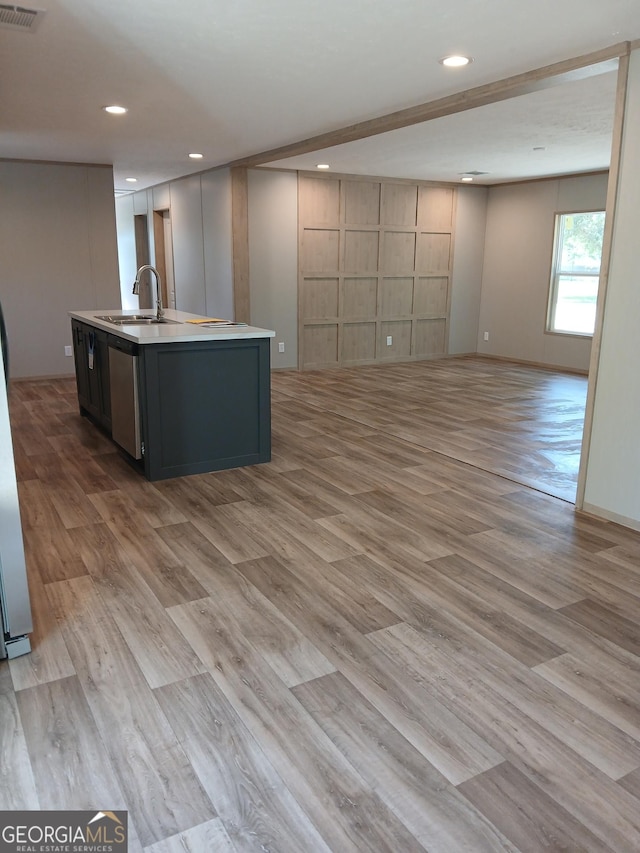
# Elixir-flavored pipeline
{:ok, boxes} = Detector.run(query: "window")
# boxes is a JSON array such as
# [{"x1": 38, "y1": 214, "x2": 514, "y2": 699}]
[{"x1": 547, "y1": 210, "x2": 605, "y2": 336}]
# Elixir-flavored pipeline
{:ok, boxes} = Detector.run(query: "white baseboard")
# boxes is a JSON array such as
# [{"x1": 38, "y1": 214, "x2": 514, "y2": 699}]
[{"x1": 580, "y1": 503, "x2": 640, "y2": 533}]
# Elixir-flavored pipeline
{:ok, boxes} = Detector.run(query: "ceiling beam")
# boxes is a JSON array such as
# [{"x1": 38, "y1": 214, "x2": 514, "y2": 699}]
[{"x1": 226, "y1": 42, "x2": 629, "y2": 169}]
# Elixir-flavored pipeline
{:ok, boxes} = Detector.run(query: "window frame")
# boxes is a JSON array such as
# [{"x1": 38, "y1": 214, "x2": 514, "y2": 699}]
[{"x1": 546, "y1": 209, "x2": 605, "y2": 338}]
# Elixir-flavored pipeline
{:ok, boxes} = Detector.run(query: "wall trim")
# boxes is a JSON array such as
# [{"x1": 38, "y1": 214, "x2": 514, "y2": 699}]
[
  {"x1": 470, "y1": 353, "x2": 589, "y2": 375},
  {"x1": 10, "y1": 373, "x2": 75, "y2": 383},
  {"x1": 579, "y1": 503, "x2": 640, "y2": 532},
  {"x1": 270, "y1": 350, "x2": 589, "y2": 375}
]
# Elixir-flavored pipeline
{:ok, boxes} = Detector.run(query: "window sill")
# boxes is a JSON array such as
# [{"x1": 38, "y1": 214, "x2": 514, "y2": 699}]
[{"x1": 544, "y1": 329, "x2": 593, "y2": 340}]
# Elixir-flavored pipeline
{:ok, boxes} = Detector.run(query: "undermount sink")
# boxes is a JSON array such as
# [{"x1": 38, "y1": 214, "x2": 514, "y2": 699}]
[{"x1": 95, "y1": 314, "x2": 181, "y2": 325}]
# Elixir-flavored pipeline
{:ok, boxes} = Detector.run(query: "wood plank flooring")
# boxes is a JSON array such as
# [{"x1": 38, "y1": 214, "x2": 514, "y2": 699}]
[{"x1": 3, "y1": 357, "x2": 640, "y2": 852}]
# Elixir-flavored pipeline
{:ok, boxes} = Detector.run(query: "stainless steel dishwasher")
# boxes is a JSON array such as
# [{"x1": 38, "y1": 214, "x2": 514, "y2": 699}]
[{"x1": 108, "y1": 336, "x2": 142, "y2": 459}]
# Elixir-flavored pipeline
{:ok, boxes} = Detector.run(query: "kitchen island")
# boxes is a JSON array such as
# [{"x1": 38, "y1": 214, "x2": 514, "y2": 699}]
[{"x1": 69, "y1": 308, "x2": 274, "y2": 481}]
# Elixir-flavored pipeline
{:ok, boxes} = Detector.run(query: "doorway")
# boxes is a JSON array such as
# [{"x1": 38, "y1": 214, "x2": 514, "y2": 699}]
[
  {"x1": 134, "y1": 214, "x2": 151, "y2": 308},
  {"x1": 133, "y1": 210, "x2": 176, "y2": 310},
  {"x1": 153, "y1": 209, "x2": 176, "y2": 310}
]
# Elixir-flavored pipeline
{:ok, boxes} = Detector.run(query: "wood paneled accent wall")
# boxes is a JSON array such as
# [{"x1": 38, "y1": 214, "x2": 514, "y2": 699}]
[{"x1": 298, "y1": 173, "x2": 456, "y2": 368}]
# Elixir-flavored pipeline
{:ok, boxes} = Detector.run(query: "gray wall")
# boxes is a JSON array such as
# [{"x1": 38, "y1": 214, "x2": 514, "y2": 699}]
[
  {"x1": 450, "y1": 185, "x2": 488, "y2": 354},
  {"x1": 169, "y1": 174, "x2": 206, "y2": 314},
  {"x1": 114, "y1": 168, "x2": 608, "y2": 377},
  {"x1": 245, "y1": 170, "x2": 488, "y2": 368},
  {"x1": 202, "y1": 170, "x2": 234, "y2": 321},
  {"x1": 248, "y1": 169, "x2": 299, "y2": 368},
  {"x1": 117, "y1": 170, "x2": 234, "y2": 320},
  {"x1": 477, "y1": 172, "x2": 608, "y2": 371},
  {"x1": 114, "y1": 194, "x2": 138, "y2": 310},
  {"x1": 0, "y1": 162, "x2": 120, "y2": 378}
]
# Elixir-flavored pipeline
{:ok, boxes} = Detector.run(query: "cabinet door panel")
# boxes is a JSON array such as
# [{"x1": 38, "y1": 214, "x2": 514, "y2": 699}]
[
  {"x1": 86, "y1": 328, "x2": 102, "y2": 419},
  {"x1": 95, "y1": 330, "x2": 111, "y2": 427},
  {"x1": 72, "y1": 321, "x2": 91, "y2": 412},
  {"x1": 71, "y1": 321, "x2": 111, "y2": 430}
]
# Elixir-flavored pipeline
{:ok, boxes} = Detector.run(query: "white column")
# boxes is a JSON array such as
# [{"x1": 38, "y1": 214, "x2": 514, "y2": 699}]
[{"x1": 582, "y1": 48, "x2": 640, "y2": 530}]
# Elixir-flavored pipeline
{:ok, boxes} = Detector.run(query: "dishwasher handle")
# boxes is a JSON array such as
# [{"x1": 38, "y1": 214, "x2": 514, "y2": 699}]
[
  {"x1": 107, "y1": 334, "x2": 139, "y2": 355},
  {"x1": 109, "y1": 344, "x2": 142, "y2": 460}
]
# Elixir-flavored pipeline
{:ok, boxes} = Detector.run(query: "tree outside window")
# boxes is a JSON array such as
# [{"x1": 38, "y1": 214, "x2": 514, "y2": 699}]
[{"x1": 547, "y1": 211, "x2": 605, "y2": 336}]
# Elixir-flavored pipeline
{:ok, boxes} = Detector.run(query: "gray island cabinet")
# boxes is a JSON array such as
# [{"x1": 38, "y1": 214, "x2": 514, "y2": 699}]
[{"x1": 69, "y1": 309, "x2": 274, "y2": 481}]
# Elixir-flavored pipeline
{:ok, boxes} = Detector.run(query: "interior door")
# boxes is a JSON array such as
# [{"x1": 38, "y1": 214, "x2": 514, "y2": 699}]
[
  {"x1": 134, "y1": 214, "x2": 152, "y2": 309},
  {"x1": 153, "y1": 209, "x2": 176, "y2": 309}
]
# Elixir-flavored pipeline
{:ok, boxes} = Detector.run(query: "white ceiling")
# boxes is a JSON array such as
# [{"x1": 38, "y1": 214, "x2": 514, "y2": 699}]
[
  {"x1": 264, "y1": 71, "x2": 619, "y2": 184},
  {"x1": 1, "y1": 0, "x2": 638, "y2": 191}
]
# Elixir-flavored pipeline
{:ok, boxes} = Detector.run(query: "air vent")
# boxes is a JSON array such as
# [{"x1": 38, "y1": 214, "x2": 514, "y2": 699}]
[
  {"x1": 0, "y1": 4, "x2": 46, "y2": 32},
  {"x1": 463, "y1": 171, "x2": 489, "y2": 176}
]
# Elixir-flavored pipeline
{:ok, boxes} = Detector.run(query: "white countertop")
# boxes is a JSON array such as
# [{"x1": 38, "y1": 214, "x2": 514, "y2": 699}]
[{"x1": 69, "y1": 308, "x2": 275, "y2": 344}]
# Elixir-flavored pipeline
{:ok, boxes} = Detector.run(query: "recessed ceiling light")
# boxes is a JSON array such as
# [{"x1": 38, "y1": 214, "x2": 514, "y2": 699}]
[
  {"x1": 103, "y1": 105, "x2": 128, "y2": 114},
  {"x1": 461, "y1": 177, "x2": 474, "y2": 182},
  {"x1": 189, "y1": 152, "x2": 204, "y2": 159},
  {"x1": 125, "y1": 177, "x2": 137, "y2": 183},
  {"x1": 316, "y1": 164, "x2": 330, "y2": 170},
  {"x1": 440, "y1": 55, "x2": 472, "y2": 68}
]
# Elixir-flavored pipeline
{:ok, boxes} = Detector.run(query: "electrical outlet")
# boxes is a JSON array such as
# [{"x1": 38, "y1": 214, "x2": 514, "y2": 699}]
[
  {"x1": 483, "y1": 331, "x2": 489, "y2": 342},
  {"x1": 386, "y1": 335, "x2": 393, "y2": 346},
  {"x1": 64, "y1": 345, "x2": 73, "y2": 357},
  {"x1": 278, "y1": 341, "x2": 285, "y2": 353}
]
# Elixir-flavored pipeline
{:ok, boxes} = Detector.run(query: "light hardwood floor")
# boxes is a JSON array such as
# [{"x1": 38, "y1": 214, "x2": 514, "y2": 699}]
[{"x1": 3, "y1": 357, "x2": 640, "y2": 852}]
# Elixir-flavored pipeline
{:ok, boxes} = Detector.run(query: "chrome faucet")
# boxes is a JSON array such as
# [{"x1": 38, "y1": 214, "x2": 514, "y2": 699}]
[{"x1": 132, "y1": 265, "x2": 165, "y2": 320}]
